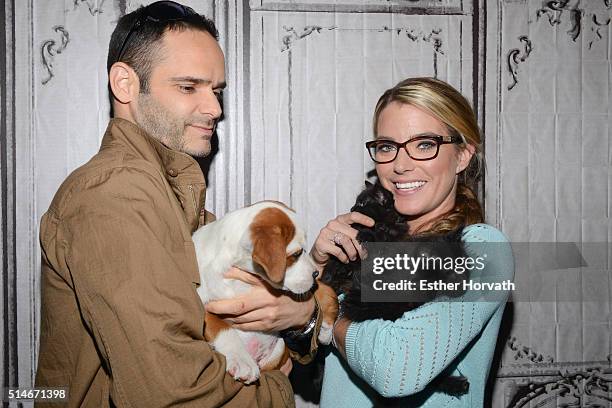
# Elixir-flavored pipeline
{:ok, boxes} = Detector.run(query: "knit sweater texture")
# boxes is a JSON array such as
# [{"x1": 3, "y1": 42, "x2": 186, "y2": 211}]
[{"x1": 320, "y1": 223, "x2": 514, "y2": 407}]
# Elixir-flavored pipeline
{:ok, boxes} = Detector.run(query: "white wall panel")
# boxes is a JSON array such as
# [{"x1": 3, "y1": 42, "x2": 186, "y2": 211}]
[
  {"x1": 249, "y1": 10, "x2": 474, "y2": 247},
  {"x1": 486, "y1": 0, "x2": 612, "y2": 406},
  {"x1": 6, "y1": 0, "x2": 612, "y2": 406}
]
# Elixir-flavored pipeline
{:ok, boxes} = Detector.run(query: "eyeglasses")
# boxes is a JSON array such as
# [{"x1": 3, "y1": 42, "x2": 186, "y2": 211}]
[
  {"x1": 115, "y1": 1, "x2": 198, "y2": 63},
  {"x1": 365, "y1": 135, "x2": 463, "y2": 164}
]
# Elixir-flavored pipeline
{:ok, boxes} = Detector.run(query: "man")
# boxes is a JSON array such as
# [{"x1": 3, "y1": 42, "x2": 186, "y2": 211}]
[{"x1": 35, "y1": 2, "x2": 319, "y2": 406}]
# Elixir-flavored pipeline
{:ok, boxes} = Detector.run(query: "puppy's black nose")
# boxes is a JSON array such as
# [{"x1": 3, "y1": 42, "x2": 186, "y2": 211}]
[{"x1": 312, "y1": 271, "x2": 319, "y2": 279}]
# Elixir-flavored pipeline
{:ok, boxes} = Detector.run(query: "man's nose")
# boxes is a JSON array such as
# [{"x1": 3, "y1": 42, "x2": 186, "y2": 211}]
[{"x1": 199, "y1": 90, "x2": 222, "y2": 120}]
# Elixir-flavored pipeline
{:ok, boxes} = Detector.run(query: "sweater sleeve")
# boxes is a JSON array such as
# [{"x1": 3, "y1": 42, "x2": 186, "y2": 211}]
[{"x1": 344, "y1": 224, "x2": 514, "y2": 398}]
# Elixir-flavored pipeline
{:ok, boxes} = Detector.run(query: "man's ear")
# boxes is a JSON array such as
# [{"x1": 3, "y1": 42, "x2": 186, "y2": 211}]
[
  {"x1": 108, "y1": 62, "x2": 139, "y2": 105},
  {"x1": 456, "y1": 143, "x2": 476, "y2": 174}
]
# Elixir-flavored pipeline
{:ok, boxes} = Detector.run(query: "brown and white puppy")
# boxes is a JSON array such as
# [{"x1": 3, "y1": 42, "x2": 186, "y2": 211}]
[{"x1": 193, "y1": 201, "x2": 334, "y2": 383}]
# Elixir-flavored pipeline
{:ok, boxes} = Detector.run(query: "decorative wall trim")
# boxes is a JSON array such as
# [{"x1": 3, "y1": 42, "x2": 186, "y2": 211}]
[
  {"x1": 590, "y1": 13, "x2": 611, "y2": 49},
  {"x1": 280, "y1": 25, "x2": 335, "y2": 52},
  {"x1": 72, "y1": 0, "x2": 107, "y2": 15},
  {"x1": 280, "y1": 25, "x2": 444, "y2": 74},
  {"x1": 41, "y1": 26, "x2": 69, "y2": 85},
  {"x1": 506, "y1": 35, "x2": 531, "y2": 91},
  {"x1": 506, "y1": 1, "x2": 611, "y2": 91},
  {"x1": 506, "y1": 368, "x2": 612, "y2": 408},
  {"x1": 250, "y1": 0, "x2": 465, "y2": 15},
  {"x1": 507, "y1": 336, "x2": 554, "y2": 364},
  {"x1": 41, "y1": 0, "x2": 117, "y2": 85},
  {"x1": 536, "y1": 0, "x2": 582, "y2": 41},
  {"x1": 279, "y1": 23, "x2": 445, "y2": 206},
  {"x1": 534, "y1": 0, "x2": 612, "y2": 48}
]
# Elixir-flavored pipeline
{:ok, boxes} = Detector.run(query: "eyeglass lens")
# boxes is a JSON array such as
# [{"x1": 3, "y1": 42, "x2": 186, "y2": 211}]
[{"x1": 370, "y1": 138, "x2": 440, "y2": 162}]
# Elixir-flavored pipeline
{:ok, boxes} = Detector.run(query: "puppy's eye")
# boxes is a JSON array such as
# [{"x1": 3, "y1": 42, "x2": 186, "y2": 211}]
[{"x1": 291, "y1": 249, "x2": 303, "y2": 259}]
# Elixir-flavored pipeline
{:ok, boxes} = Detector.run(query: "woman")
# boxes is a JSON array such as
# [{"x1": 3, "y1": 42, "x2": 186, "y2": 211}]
[{"x1": 311, "y1": 77, "x2": 513, "y2": 407}]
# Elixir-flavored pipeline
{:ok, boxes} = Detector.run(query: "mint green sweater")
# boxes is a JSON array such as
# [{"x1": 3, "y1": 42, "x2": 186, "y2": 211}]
[{"x1": 320, "y1": 224, "x2": 514, "y2": 407}]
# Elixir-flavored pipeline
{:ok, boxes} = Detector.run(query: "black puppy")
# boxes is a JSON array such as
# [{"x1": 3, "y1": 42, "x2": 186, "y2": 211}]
[{"x1": 321, "y1": 180, "x2": 471, "y2": 396}]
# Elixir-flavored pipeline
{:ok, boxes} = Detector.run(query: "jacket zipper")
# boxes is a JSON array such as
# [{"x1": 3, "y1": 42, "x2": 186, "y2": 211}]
[{"x1": 188, "y1": 185, "x2": 197, "y2": 217}]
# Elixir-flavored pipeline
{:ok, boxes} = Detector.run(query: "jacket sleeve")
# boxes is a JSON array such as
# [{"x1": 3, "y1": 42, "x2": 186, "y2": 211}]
[
  {"x1": 343, "y1": 224, "x2": 514, "y2": 398},
  {"x1": 286, "y1": 295, "x2": 322, "y2": 364},
  {"x1": 57, "y1": 169, "x2": 294, "y2": 407}
]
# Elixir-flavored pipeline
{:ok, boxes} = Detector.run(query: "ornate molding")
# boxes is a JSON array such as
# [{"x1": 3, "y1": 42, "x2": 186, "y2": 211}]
[
  {"x1": 281, "y1": 25, "x2": 444, "y2": 75},
  {"x1": 506, "y1": 1, "x2": 611, "y2": 90},
  {"x1": 281, "y1": 25, "x2": 335, "y2": 52},
  {"x1": 536, "y1": 0, "x2": 582, "y2": 41},
  {"x1": 41, "y1": 26, "x2": 70, "y2": 85},
  {"x1": 535, "y1": 0, "x2": 611, "y2": 47},
  {"x1": 280, "y1": 24, "x2": 444, "y2": 205},
  {"x1": 590, "y1": 14, "x2": 611, "y2": 49},
  {"x1": 507, "y1": 335, "x2": 553, "y2": 364},
  {"x1": 73, "y1": 0, "x2": 107, "y2": 16},
  {"x1": 506, "y1": 368, "x2": 612, "y2": 408},
  {"x1": 506, "y1": 36, "x2": 532, "y2": 91},
  {"x1": 41, "y1": 0, "x2": 114, "y2": 85}
]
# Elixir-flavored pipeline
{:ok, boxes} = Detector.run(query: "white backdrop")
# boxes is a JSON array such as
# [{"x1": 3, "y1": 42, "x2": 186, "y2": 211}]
[{"x1": 2, "y1": 0, "x2": 612, "y2": 407}]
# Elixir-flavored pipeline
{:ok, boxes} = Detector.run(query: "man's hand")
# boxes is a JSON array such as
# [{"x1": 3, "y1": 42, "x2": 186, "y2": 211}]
[
  {"x1": 279, "y1": 357, "x2": 293, "y2": 377},
  {"x1": 205, "y1": 267, "x2": 315, "y2": 332}
]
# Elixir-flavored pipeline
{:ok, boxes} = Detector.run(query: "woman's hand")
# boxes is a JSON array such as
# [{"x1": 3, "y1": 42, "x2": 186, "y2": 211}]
[
  {"x1": 205, "y1": 267, "x2": 315, "y2": 332},
  {"x1": 310, "y1": 212, "x2": 375, "y2": 270}
]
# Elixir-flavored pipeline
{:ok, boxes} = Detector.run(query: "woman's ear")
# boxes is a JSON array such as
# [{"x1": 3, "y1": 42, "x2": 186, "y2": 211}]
[
  {"x1": 108, "y1": 62, "x2": 139, "y2": 105},
  {"x1": 456, "y1": 143, "x2": 476, "y2": 174}
]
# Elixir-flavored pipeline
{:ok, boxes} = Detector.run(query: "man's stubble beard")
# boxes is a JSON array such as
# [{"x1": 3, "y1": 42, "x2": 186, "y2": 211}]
[{"x1": 134, "y1": 92, "x2": 212, "y2": 157}]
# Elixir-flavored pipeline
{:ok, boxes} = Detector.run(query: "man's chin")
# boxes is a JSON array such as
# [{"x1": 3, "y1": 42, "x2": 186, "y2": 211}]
[{"x1": 181, "y1": 142, "x2": 212, "y2": 158}]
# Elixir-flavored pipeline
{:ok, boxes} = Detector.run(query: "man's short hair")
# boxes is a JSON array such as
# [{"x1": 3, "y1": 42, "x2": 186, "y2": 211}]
[{"x1": 106, "y1": 3, "x2": 218, "y2": 114}]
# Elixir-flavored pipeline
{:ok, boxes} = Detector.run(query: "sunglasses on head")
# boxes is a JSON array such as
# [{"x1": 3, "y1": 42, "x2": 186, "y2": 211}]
[{"x1": 115, "y1": 1, "x2": 198, "y2": 63}]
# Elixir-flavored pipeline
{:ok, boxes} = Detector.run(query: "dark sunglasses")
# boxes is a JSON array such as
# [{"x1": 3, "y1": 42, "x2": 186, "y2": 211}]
[{"x1": 115, "y1": 1, "x2": 198, "y2": 63}]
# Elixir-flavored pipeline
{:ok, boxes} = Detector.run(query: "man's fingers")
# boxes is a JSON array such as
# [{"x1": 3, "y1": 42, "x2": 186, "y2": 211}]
[
  {"x1": 279, "y1": 357, "x2": 293, "y2": 376},
  {"x1": 231, "y1": 321, "x2": 267, "y2": 331},
  {"x1": 223, "y1": 309, "x2": 269, "y2": 325},
  {"x1": 223, "y1": 267, "x2": 263, "y2": 286},
  {"x1": 206, "y1": 297, "x2": 255, "y2": 316}
]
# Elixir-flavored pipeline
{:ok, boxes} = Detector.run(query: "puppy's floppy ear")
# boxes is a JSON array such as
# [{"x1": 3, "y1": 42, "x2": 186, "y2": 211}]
[{"x1": 250, "y1": 207, "x2": 295, "y2": 284}]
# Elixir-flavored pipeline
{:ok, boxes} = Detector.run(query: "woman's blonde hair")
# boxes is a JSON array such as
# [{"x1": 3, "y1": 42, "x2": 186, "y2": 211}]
[{"x1": 373, "y1": 77, "x2": 484, "y2": 234}]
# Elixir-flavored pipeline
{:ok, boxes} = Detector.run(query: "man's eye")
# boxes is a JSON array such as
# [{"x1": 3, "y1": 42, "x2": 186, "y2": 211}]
[{"x1": 178, "y1": 85, "x2": 196, "y2": 93}]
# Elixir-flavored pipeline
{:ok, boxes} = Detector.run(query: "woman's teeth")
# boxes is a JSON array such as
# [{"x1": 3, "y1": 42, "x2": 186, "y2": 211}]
[{"x1": 395, "y1": 181, "x2": 426, "y2": 190}]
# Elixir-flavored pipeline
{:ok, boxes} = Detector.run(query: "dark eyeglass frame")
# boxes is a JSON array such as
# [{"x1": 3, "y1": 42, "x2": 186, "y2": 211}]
[
  {"x1": 365, "y1": 135, "x2": 463, "y2": 164},
  {"x1": 115, "y1": 1, "x2": 198, "y2": 63}
]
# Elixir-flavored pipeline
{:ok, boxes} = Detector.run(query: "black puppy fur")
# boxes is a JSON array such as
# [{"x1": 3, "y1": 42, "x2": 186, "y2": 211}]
[{"x1": 321, "y1": 180, "x2": 471, "y2": 397}]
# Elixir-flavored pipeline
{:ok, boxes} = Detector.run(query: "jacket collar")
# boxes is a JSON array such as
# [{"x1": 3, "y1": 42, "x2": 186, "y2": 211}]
[
  {"x1": 101, "y1": 118, "x2": 204, "y2": 182},
  {"x1": 100, "y1": 118, "x2": 207, "y2": 230}
]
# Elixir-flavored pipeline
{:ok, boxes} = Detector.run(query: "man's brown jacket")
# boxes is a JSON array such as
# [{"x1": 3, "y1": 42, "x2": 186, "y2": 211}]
[{"x1": 36, "y1": 119, "x2": 318, "y2": 407}]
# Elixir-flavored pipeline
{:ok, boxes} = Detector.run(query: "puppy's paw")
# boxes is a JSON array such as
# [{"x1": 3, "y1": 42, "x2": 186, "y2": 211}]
[
  {"x1": 211, "y1": 329, "x2": 261, "y2": 384},
  {"x1": 225, "y1": 351, "x2": 260, "y2": 384},
  {"x1": 318, "y1": 321, "x2": 334, "y2": 345}
]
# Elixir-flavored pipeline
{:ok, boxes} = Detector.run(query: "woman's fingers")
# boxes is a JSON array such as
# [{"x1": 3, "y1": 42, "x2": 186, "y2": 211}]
[
  {"x1": 328, "y1": 212, "x2": 373, "y2": 261},
  {"x1": 311, "y1": 211, "x2": 375, "y2": 266}
]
